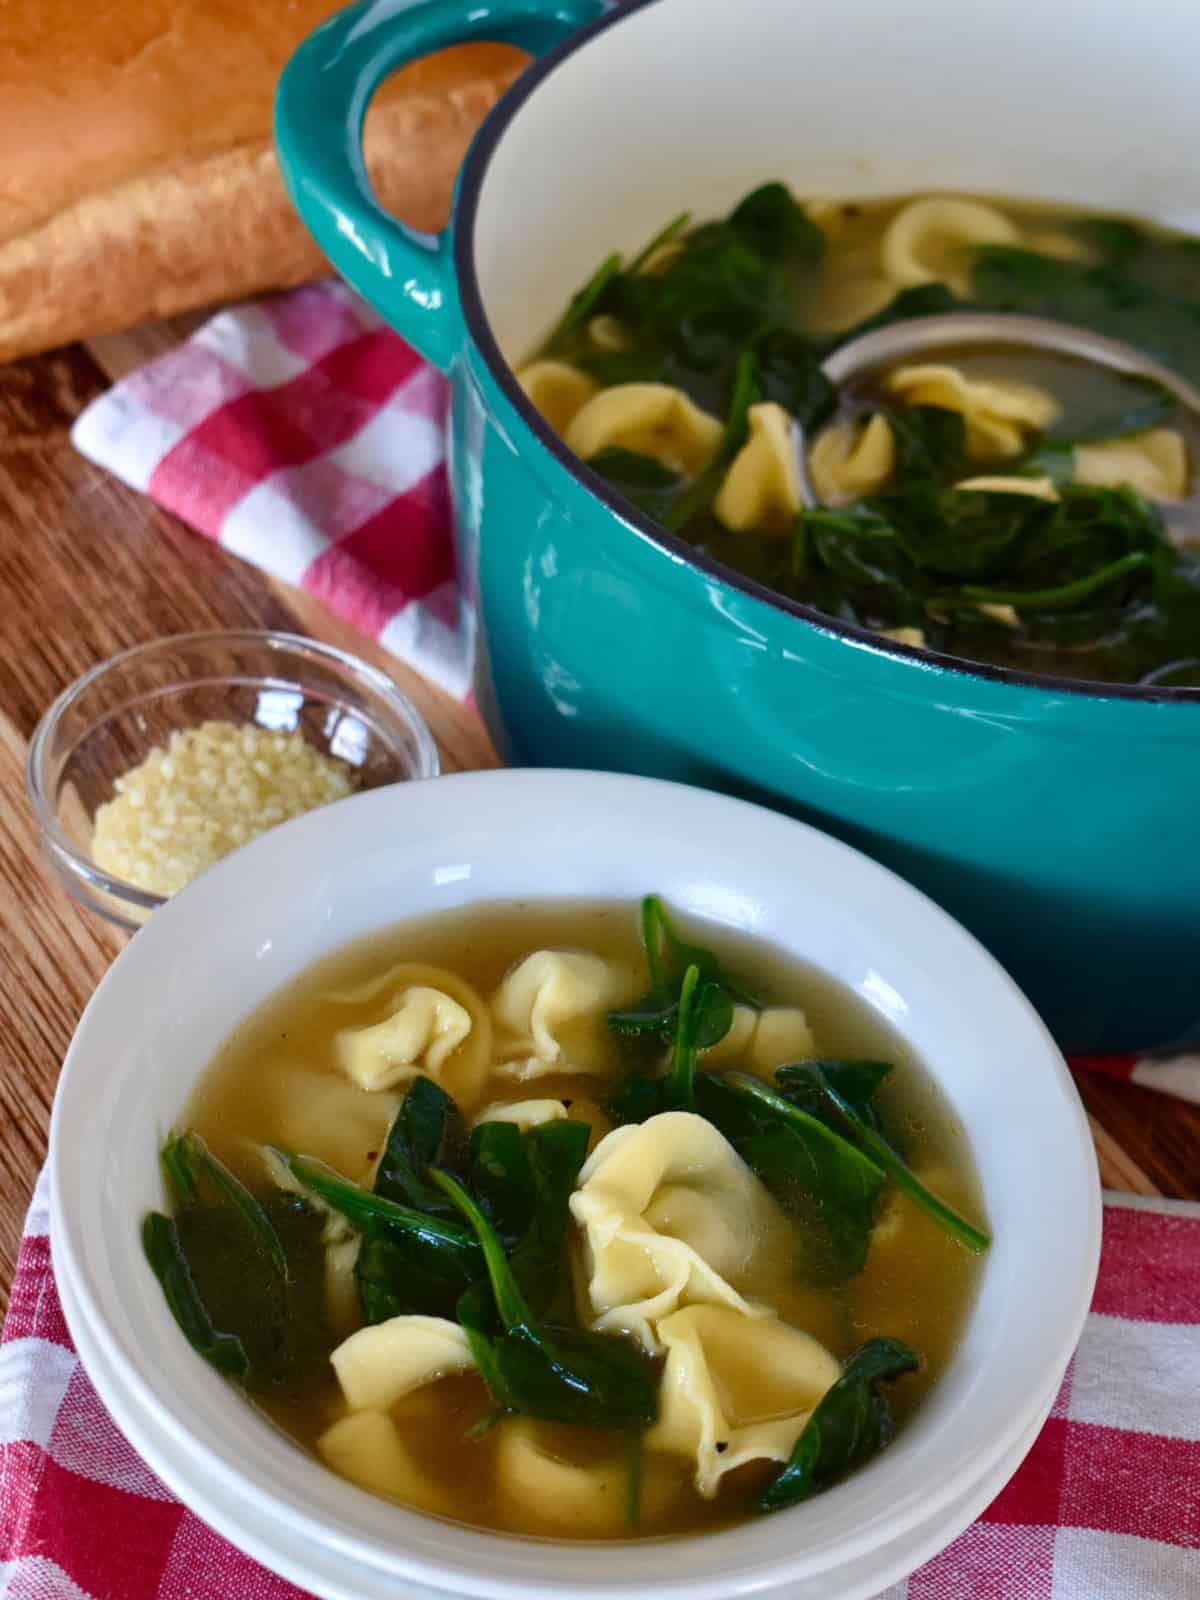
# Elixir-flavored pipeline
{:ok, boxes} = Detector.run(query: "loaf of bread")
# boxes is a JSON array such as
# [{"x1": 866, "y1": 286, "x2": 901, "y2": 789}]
[{"x1": 0, "y1": 3, "x2": 528, "y2": 362}]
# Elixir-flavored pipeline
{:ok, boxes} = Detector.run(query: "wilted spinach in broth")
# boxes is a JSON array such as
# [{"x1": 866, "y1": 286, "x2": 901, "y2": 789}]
[
  {"x1": 145, "y1": 898, "x2": 986, "y2": 1540},
  {"x1": 521, "y1": 191, "x2": 1200, "y2": 688}
]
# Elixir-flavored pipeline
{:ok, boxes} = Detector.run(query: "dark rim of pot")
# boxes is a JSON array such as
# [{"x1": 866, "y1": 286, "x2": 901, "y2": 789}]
[{"x1": 452, "y1": 0, "x2": 1198, "y2": 705}]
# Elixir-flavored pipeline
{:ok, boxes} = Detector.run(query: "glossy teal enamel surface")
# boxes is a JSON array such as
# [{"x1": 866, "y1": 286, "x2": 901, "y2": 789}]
[
  {"x1": 277, "y1": 0, "x2": 1200, "y2": 1053},
  {"x1": 275, "y1": 0, "x2": 606, "y2": 373},
  {"x1": 458, "y1": 355, "x2": 1199, "y2": 1052}
]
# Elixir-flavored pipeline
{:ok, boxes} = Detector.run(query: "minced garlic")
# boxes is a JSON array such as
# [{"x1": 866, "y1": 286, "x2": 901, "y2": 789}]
[{"x1": 92, "y1": 720, "x2": 354, "y2": 896}]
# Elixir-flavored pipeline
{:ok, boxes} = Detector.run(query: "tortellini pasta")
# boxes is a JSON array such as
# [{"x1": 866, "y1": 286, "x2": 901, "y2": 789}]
[
  {"x1": 713, "y1": 402, "x2": 803, "y2": 534},
  {"x1": 879, "y1": 626, "x2": 927, "y2": 648},
  {"x1": 884, "y1": 363, "x2": 1060, "y2": 461},
  {"x1": 587, "y1": 314, "x2": 634, "y2": 352},
  {"x1": 251, "y1": 1065, "x2": 400, "y2": 1183},
  {"x1": 493, "y1": 1419, "x2": 681, "y2": 1535},
  {"x1": 1072, "y1": 428, "x2": 1189, "y2": 501},
  {"x1": 565, "y1": 384, "x2": 723, "y2": 476},
  {"x1": 569, "y1": 1111, "x2": 791, "y2": 1351},
  {"x1": 331, "y1": 1315, "x2": 476, "y2": 1412},
  {"x1": 333, "y1": 963, "x2": 492, "y2": 1111},
  {"x1": 318, "y1": 1410, "x2": 431, "y2": 1506},
  {"x1": 955, "y1": 475, "x2": 1059, "y2": 501},
  {"x1": 516, "y1": 360, "x2": 598, "y2": 435},
  {"x1": 808, "y1": 413, "x2": 896, "y2": 504},
  {"x1": 881, "y1": 197, "x2": 1020, "y2": 297},
  {"x1": 647, "y1": 1304, "x2": 841, "y2": 1497},
  {"x1": 491, "y1": 950, "x2": 633, "y2": 1081},
  {"x1": 472, "y1": 1098, "x2": 568, "y2": 1130},
  {"x1": 701, "y1": 1004, "x2": 817, "y2": 1079}
]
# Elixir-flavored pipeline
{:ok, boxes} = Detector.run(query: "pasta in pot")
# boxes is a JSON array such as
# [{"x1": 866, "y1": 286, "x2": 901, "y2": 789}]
[
  {"x1": 884, "y1": 363, "x2": 1061, "y2": 460},
  {"x1": 569, "y1": 1111, "x2": 792, "y2": 1351},
  {"x1": 647, "y1": 1304, "x2": 841, "y2": 1497},
  {"x1": 955, "y1": 475, "x2": 1059, "y2": 501},
  {"x1": 880, "y1": 196, "x2": 1020, "y2": 296},
  {"x1": 808, "y1": 414, "x2": 896, "y2": 504},
  {"x1": 526, "y1": 186, "x2": 1200, "y2": 688},
  {"x1": 516, "y1": 359, "x2": 597, "y2": 435},
  {"x1": 714, "y1": 402, "x2": 803, "y2": 534},
  {"x1": 565, "y1": 383, "x2": 723, "y2": 475},
  {"x1": 1072, "y1": 428, "x2": 1189, "y2": 501}
]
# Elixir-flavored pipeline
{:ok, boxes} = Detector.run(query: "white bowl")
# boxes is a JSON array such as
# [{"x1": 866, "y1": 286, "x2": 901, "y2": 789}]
[{"x1": 50, "y1": 770, "x2": 1100, "y2": 1600}]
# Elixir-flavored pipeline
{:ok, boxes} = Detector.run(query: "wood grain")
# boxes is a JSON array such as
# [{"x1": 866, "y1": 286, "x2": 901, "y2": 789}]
[{"x1": 0, "y1": 321, "x2": 1194, "y2": 1318}]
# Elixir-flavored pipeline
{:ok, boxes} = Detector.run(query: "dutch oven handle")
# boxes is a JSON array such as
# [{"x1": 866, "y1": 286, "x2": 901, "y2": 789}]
[{"x1": 275, "y1": 0, "x2": 607, "y2": 372}]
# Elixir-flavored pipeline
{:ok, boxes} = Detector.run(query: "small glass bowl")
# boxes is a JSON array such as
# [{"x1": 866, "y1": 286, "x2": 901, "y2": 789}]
[{"x1": 27, "y1": 630, "x2": 440, "y2": 931}]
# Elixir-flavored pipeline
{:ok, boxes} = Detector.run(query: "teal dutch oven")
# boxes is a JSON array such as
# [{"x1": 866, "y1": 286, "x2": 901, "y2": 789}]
[{"x1": 276, "y1": 0, "x2": 1200, "y2": 1053}]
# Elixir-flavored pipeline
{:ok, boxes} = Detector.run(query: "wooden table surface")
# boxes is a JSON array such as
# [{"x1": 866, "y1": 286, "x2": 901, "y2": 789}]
[{"x1": 0, "y1": 317, "x2": 1196, "y2": 1309}]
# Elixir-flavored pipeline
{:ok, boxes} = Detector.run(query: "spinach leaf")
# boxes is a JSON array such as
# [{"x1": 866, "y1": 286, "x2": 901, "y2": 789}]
[
  {"x1": 147, "y1": 1135, "x2": 331, "y2": 1388},
  {"x1": 468, "y1": 1116, "x2": 590, "y2": 1314},
  {"x1": 432, "y1": 1170, "x2": 658, "y2": 1427},
  {"x1": 728, "y1": 183, "x2": 825, "y2": 264},
  {"x1": 469, "y1": 1120, "x2": 538, "y2": 1247},
  {"x1": 172, "y1": 1196, "x2": 328, "y2": 1388},
  {"x1": 754, "y1": 328, "x2": 836, "y2": 429},
  {"x1": 775, "y1": 1060, "x2": 893, "y2": 1135},
  {"x1": 142, "y1": 1212, "x2": 249, "y2": 1379},
  {"x1": 884, "y1": 405, "x2": 967, "y2": 486},
  {"x1": 782, "y1": 1065, "x2": 990, "y2": 1253},
  {"x1": 278, "y1": 1148, "x2": 483, "y2": 1320},
  {"x1": 971, "y1": 244, "x2": 1200, "y2": 388},
  {"x1": 961, "y1": 549, "x2": 1151, "y2": 610},
  {"x1": 609, "y1": 894, "x2": 755, "y2": 1046},
  {"x1": 696, "y1": 1073, "x2": 887, "y2": 1280},
  {"x1": 161, "y1": 1131, "x2": 288, "y2": 1281},
  {"x1": 643, "y1": 894, "x2": 759, "y2": 1005},
  {"x1": 280, "y1": 1151, "x2": 479, "y2": 1259},
  {"x1": 758, "y1": 1338, "x2": 920, "y2": 1512},
  {"x1": 606, "y1": 1067, "x2": 668, "y2": 1127},
  {"x1": 637, "y1": 227, "x2": 788, "y2": 374},
  {"x1": 627, "y1": 209, "x2": 692, "y2": 275},
  {"x1": 545, "y1": 252, "x2": 623, "y2": 347},
  {"x1": 666, "y1": 965, "x2": 703, "y2": 1111},
  {"x1": 374, "y1": 1076, "x2": 468, "y2": 1220},
  {"x1": 1016, "y1": 379, "x2": 1177, "y2": 484},
  {"x1": 509, "y1": 1119, "x2": 592, "y2": 1318}
]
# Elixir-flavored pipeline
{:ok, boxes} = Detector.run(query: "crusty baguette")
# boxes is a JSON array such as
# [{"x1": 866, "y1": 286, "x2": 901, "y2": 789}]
[{"x1": 0, "y1": 3, "x2": 527, "y2": 362}]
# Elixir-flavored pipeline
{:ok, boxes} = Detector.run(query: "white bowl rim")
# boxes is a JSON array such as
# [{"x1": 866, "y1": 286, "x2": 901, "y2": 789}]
[{"x1": 49, "y1": 768, "x2": 1101, "y2": 1600}]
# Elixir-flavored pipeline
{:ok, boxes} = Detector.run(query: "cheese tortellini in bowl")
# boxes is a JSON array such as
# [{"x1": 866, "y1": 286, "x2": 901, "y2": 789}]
[
  {"x1": 523, "y1": 183, "x2": 1200, "y2": 688},
  {"x1": 144, "y1": 895, "x2": 988, "y2": 1540}
]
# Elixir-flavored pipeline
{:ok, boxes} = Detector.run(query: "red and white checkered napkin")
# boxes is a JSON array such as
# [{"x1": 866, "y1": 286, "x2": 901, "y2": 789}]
[
  {"x1": 71, "y1": 283, "x2": 469, "y2": 700},
  {"x1": 1, "y1": 1173, "x2": 1198, "y2": 1600},
  {"x1": 68, "y1": 281, "x2": 1200, "y2": 1110}
]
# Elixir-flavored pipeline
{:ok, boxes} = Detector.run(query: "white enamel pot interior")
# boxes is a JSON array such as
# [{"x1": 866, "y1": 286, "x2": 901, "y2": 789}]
[
  {"x1": 472, "y1": 0, "x2": 1200, "y2": 365},
  {"x1": 50, "y1": 770, "x2": 1100, "y2": 1600}
]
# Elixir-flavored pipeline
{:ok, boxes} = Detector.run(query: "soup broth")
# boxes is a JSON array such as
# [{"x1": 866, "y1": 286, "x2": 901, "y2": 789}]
[
  {"x1": 521, "y1": 191, "x2": 1200, "y2": 688},
  {"x1": 161, "y1": 900, "x2": 986, "y2": 1541}
]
